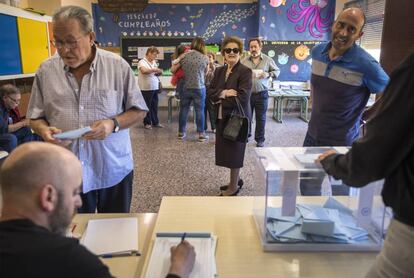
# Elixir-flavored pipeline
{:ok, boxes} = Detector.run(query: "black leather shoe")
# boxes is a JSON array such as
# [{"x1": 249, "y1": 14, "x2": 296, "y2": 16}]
[
  {"x1": 218, "y1": 187, "x2": 240, "y2": 196},
  {"x1": 220, "y1": 179, "x2": 243, "y2": 191}
]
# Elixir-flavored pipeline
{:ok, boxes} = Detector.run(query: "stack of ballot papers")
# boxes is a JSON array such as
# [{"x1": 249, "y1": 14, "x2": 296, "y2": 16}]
[
  {"x1": 81, "y1": 218, "x2": 139, "y2": 256},
  {"x1": 266, "y1": 197, "x2": 370, "y2": 244},
  {"x1": 145, "y1": 233, "x2": 217, "y2": 278}
]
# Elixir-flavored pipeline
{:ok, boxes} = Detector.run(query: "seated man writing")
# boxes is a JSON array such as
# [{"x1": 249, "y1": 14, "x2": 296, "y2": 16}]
[{"x1": 0, "y1": 142, "x2": 195, "y2": 278}]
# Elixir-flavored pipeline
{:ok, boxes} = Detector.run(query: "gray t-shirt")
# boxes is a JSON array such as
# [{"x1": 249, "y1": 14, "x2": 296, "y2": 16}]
[{"x1": 180, "y1": 50, "x2": 208, "y2": 89}]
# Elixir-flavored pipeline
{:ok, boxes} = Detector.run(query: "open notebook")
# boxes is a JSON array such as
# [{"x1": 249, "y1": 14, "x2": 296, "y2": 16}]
[
  {"x1": 145, "y1": 232, "x2": 217, "y2": 278},
  {"x1": 80, "y1": 218, "x2": 139, "y2": 257}
]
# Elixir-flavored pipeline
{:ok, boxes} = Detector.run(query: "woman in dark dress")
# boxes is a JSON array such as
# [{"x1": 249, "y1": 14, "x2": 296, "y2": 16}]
[{"x1": 207, "y1": 36, "x2": 252, "y2": 196}]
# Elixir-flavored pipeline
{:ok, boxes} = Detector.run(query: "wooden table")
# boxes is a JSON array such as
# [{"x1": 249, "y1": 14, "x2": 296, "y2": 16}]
[
  {"x1": 73, "y1": 213, "x2": 157, "y2": 278},
  {"x1": 268, "y1": 89, "x2": 310, "y2": 123},
  {"x1": 141, "y1": 197, "x2": 377, "y2": 278}
]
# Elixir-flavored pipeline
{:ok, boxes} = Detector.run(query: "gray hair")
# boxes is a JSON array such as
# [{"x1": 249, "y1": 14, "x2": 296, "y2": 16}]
[
  {"x1": 52, "y1": 6, "x2": 93, "y2": 34},
  {"x1": 0, "y1": 84, "x2": 20, "y2": 98}
]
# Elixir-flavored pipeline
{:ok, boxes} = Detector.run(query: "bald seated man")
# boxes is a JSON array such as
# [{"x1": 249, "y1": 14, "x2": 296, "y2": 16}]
[{"x1": 0, "y1": 142, "x2": 195, "y2": 278}]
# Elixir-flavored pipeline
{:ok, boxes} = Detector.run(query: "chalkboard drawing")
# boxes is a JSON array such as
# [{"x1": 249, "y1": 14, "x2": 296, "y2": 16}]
[
  {"x1": 287, "y1": 0, "x2": 334, "y2": 38},
  {"x1": 270, "y1": 23, "x2": 276, "y2": 29},
  {"x1": 242, "y1": 27, "x2": 247, "y2": 33},
  {"x1": 202, "y1": 6, "x2": 257, "y2": 40},
  {"x1": 294, "y1": 44, "x2": 310, "y2": 60},
  {"x1": 269, "y1": 0, "x2": 286, "y2": 8},
  {"x1": 290, "y1": 64, "x2": 299, "y2": 73},
  {"x1": 278, "y1": 53, "x2": 289, "y2": 65},
  {"x1": 262, "y1": 16, "x2": 266, "y2": 24},
  {"x1": 307, "y1": 58, "x2": 313, "y2": 65},
  {"x1": 268, "y1": 50, "x2": 276, "y2": 58},
  {"x1": 232, "y1": 24, "x2": 238, "y2": 30}
]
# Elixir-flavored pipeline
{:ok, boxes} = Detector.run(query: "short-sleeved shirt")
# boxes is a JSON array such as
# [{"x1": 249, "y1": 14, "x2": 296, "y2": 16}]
[
  {"x1": 180, "y1": 50, "x2": 208, "y2": 89},
  {"x1": 137, "y1": 58, "x2": 159, "y2": 91},
  {"x1": 0, "y1": 219, "x2": 113, "y2": 278},
  {"x1": 27, "y1": 47, "x2": 148, "y2": 193},
  {"x1": 241, "y1": 53, "x2": 280, "y2": 93},
  {"x1": 308, "y1": 42, "x2": 389, "y2": 146}
]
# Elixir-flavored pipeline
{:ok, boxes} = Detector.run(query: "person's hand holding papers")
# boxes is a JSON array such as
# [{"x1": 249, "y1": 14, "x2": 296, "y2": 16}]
[{"x1": 316, "y1": 150, "x2": 338, "y2": 164}]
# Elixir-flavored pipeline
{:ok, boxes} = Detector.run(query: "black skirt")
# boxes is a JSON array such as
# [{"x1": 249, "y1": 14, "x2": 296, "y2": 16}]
[{"x1": 215, "y1": 119, "x2": 247, "y2": 168}]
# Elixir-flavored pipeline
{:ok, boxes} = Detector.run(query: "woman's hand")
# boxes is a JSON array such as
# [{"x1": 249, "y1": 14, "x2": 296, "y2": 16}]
[{"x1": 224, "y1": 89, "x2": 238, "y2": 97}]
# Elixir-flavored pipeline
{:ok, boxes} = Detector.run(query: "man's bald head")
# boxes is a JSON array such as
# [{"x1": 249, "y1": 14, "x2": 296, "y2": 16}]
[
  {"x1": 0, "y1": 142, "x2": 81, "y2": 198},
  {"x1": 337, "y1": 7, "x2": 366, "y2": 31}
]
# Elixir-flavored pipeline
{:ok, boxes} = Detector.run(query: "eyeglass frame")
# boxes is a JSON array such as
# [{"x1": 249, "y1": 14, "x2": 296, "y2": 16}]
[
  {"x1": 224, "y1": 48, "x2": 240, "y2": 54},
  {"x1": 51, "y1": 34, "x2": 89, "y2": 50},
  {"x1": 7, "y1": 95, "x2": 21, "y2": 104}
]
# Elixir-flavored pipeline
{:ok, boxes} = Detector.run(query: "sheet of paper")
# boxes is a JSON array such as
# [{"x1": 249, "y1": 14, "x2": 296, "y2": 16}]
[
  {"x1": 267, "y1": 207, "x2": 301, "y2": 223},
  {"x1": 81, "y1": 218, "x2": 139, "y2": 256},
  {"x1": 145, "y1": 236, "x2": 214, "y2": 278},
  {"x1": 53, "y1": 126, "x2": 92, "y2": 140}
]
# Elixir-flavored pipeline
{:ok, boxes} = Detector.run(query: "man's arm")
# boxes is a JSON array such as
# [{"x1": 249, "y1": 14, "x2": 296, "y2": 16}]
[
  {"x1": 267, "y1": 57, "x2": 280, "y2": 79},
  {"x1": 30, "y1": 118, "x2": 69, "y2": 145},
  {"x1": 7, "y1": 120, "x2": 29, "y2": 133}
]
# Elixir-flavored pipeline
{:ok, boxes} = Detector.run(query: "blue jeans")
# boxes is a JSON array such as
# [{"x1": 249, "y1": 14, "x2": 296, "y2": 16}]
[
  {"x1": 142, "y1": 90, "x2": 160, "y2": 126},
  {"x1": 250, "y1": 91, "x2": 268, "y2": 143},
  {"x1": 0, "y1": 133, "x2": 17, "y2": 152},
  {"x1": 179, "y1": 87, "x2": 206, "y2": 133}
]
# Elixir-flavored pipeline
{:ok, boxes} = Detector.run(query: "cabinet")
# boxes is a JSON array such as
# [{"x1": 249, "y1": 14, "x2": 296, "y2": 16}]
[{"x1": 0, "y1": 13, "x2": 22, "y2": 75}]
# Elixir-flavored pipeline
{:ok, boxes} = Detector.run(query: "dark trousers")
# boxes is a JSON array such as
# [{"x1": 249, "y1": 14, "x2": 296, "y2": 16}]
[
  {"x1": 78, "y1": 171, "x2": 133, "y2": 213},
  {"x1": 0, "y1": 133, "x2": 17, "y2": 152},
  {"x1": 300, "y1": 132, "x2": 350, "y2": 195},
  {"x1": 142, "y1": 90, "x2": 160, "y2": 126},
  {"x1": 204, "y1": 98, "x2": 216, "y2": 131},
  {"x1": 250, "y1": 91, "x2": 268, "y2": 143}
]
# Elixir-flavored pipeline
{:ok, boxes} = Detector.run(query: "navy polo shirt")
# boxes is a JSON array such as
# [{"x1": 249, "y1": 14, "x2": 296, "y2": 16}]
[{"x1": 308, "y1": 42, "x2": 389, "y2": 146}]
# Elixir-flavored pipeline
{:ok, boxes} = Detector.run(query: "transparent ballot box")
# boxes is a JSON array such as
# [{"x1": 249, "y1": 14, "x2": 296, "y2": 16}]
[{"x1": 253, "y1": 147, "x2": 390, "y2": 252}]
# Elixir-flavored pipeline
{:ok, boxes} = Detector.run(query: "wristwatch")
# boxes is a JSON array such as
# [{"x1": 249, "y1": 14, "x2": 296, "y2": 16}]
[{"x1": 112, "y1": 118, "x2": 120, "y2": 133}]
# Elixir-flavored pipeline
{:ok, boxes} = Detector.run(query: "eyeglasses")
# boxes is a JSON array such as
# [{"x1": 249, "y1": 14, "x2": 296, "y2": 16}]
[
  {"x1": 7, "y1": 95, "x2": 20, "y2": 104},
  {"x1": 52, "y1": 35, "x2": 87, "y2": 50},
  {"x1": 224, "y1": 48, "x2": 240, "y2": 54}
]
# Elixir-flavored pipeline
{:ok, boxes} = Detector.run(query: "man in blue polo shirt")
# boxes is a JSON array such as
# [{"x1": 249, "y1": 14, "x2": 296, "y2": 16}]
[{"x1": 302, "y1": 7, "x2": 389, "y2": 195}]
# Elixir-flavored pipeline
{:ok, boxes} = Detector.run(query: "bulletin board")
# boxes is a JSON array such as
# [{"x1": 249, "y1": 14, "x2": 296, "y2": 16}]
[
  {"x1": 121, "y1": 37, "x2": 193, "y2": 75},
  {"x1": 262, "y1": 40, "x2": 322, "y2": 82}
]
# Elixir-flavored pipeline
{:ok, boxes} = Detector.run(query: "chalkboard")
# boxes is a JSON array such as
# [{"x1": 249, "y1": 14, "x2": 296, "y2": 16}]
[
  {"x1": 121, "y1": 37, "x2": 194, "y2": 75},
  {"x1": 261, "y1": 40, "x2": 322, "y2": 82}
]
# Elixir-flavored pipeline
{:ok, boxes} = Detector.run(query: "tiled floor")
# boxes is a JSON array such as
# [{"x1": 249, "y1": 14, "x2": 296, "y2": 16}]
[{"x1": 130, "y1": 109, "x2": 308, "y2": 212}]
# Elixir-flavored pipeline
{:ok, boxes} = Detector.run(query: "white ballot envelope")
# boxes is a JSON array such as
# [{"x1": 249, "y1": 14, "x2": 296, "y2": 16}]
[{"x1": 53, "y1": 126, "x2": 92, "y2": 140}]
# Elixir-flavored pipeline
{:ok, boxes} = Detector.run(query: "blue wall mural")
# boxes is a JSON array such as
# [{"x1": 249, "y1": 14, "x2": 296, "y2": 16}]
[
  {"x1": 258, "y1": 0, "x2": 335, "y2": 41},
  {"x1": 92, "y1": 3, "x2": 258, "y2": 47}
]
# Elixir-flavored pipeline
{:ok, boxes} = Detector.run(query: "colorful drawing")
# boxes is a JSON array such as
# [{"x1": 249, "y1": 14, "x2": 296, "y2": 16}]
[
  {"x1": 278, "y1": 53, "x2": 289, "y2": 65},
  {"x1": 294, "y1": 44, "x2": 310, "y2": 60},
  {"x1": 269, "y1": 0, "x2": 286, "y2": 8},
  {"x1": 290, "y1": 64, "x2": 299, "y2": 73},
  {"x1": 268, "y1": 50, "x2": 276, "y2": 58},
  {"x1": 287, "y1": 0, "x2": 333, "y2": 38}
]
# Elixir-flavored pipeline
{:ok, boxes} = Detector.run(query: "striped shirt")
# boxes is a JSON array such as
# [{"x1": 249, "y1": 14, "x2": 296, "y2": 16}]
[{"x1": 27, "y1": 48, "x2": 148, "y2": 193}]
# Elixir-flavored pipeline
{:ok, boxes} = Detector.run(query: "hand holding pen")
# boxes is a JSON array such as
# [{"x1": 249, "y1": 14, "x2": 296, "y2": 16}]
[{"x1": 168, "y1": 233, "x2": 196, "y2": 278}]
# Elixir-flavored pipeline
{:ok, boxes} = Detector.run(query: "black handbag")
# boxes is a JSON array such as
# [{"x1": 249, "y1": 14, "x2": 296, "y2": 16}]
[{"x1": 222, "y1": 97, "x2": 249, "y2": 142}]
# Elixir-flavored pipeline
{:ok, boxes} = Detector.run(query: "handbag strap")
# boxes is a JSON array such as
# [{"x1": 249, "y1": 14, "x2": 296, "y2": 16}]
[{"x1": 233, "y1": 97, "x2": 246, "y2": 117}]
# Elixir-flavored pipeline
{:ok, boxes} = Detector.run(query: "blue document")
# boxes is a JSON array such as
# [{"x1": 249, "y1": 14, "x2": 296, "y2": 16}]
[{"x1": 53, "y1": 126, "x2": 92, "y2": 140}]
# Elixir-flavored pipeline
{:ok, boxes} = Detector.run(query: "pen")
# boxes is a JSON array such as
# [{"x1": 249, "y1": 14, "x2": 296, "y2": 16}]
[
  {"x1": 71, "y1": 224, "x2": 77, "y2": 233},
  {"x1": 181, "y1": 232, "x2": 186, "y2": 243},
  {"x1": 100, "y1": 251, "x2": 140, "y2": 258}
]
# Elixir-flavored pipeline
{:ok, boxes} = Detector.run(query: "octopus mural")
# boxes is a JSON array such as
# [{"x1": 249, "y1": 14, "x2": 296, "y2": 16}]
[{"x1": 287, "y1": 0, "x2": 334, "y2": 38}]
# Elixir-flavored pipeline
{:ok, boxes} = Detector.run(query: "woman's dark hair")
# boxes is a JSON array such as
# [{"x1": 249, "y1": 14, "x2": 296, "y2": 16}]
[{"x1": 221, "y1": 36, "x2": 244, "y2": 56}]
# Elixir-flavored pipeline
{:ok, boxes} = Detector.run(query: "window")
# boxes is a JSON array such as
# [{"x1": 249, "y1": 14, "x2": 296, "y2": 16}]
[{"x1": 345, "y1": 0, "x2": 386, "y2": 61}]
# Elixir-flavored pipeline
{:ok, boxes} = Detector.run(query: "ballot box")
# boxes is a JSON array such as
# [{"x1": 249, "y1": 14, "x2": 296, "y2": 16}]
[{"x1": 253, "y1": 147, "x2": 390, "y2": 252}]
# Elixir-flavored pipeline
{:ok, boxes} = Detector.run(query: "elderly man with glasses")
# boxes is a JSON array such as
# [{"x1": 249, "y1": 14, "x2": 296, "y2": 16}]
[
  {"x1": 27, "y1": 6, "x2": 148, "y2": 213},
  {"x1": 0, "y1": 84, "x2": 39, "y2": 152}
]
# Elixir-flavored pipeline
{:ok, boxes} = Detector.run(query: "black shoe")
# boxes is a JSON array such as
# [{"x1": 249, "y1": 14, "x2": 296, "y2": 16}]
[
  {"x1": 218, "y1": 187, "x2": 240, "y2": 196},
  {"x1": 256, "y1": 141, "x2": 265, "y2": 147},
  {"x1": 220, "y1": 179, "x2": 243, "y2": 191}
]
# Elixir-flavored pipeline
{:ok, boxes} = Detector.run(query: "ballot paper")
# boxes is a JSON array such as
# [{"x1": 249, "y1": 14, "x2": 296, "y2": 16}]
[
  {"x1": 53, "y1": 126, "x2": 92, "y2": 140},
  {"x1": 293, "y1": 153, "x2": 322, "y2": 168},
  {"x1": 145, "y1": 233, "x2": 217, "y2": 278},
  {"x1": 266, "y1": 197, "x2": 370, "y2": 243},
  {"x1": 80, "y1": 218, "x2": 139, "y2": 256}
]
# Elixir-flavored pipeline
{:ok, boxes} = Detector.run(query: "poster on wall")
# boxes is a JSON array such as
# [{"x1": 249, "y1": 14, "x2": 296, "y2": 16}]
[
  {"x1": 92, "y1": 3, "x2": 258, "y2": 47},
  {"x1": 262, "y1": 40, "x2": 321, "y2": 81},
  {"x1": 258, "y1": 0, "x2": 336, "y2": 41}
]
